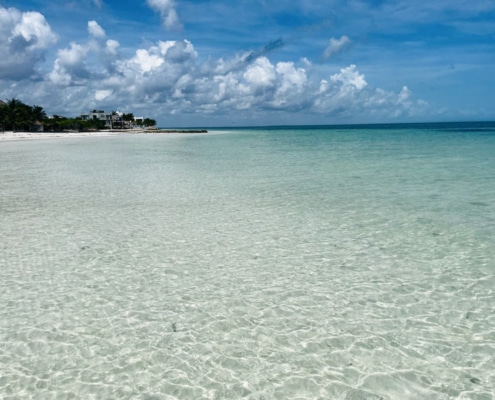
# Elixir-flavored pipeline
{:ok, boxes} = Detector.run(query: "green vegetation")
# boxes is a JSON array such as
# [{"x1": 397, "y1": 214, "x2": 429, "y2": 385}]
[
  {"x1": 143, "y1": 118, "x2": 157, "y2": 127},
  {"x1": 0, "y1": 98, "x2": 157, "y2": 132},
  {"x1": 0, "y1": 98, "x2": 46, "y2": 132},
  {"x1": 122, "y1": 113, "x2": 134, "y2": 122},
  {"x1": 43, "y1": 115, "x2": 106, "y2": 131}
]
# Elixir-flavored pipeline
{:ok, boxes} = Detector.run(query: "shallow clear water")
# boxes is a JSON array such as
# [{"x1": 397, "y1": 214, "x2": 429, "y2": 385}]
[{"x1": 1, "y1": 124, "x2": 494, "y2": 399}]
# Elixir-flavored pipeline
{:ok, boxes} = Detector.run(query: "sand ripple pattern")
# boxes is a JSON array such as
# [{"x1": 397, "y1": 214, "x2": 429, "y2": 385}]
[{"x1": 1, "y1": 130, "x2": 495, "y2": 399}]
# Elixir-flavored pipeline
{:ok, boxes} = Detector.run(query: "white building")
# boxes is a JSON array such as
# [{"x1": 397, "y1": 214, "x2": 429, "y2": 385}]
[{"x1": 80, "y1": 111, "x2": 113, "y2": 127}]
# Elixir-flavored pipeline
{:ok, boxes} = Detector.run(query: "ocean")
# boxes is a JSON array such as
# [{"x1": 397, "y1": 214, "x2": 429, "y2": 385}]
[{"x1": 1, "y1": 122, "x2": 494, "y2": 399}]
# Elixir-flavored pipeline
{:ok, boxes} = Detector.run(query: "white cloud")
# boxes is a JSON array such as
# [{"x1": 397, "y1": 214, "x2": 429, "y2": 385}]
[
  {"x1": 323, "y1": 35, "x2": 352, "y2": 60},
  {"x1": 57, "y1": 43, "x2": 88, "y2": 68},
  {"x1": 0, "y1": 9, "x2": 428, "y2": 124},
  {"x1": 330, "y1": 64, "x2": 367, "y2": 90},
  {"x1": 271, "y1": 62, "x2": 308, "y2": 108},
  {"x1": 38, "y1": 36, "x2": 427, "y2": 121},
  {"x1": 314, "y1": 67, "x2": 428, "y2": 120},
  {"x1": 0, "y1": 6, "x2": 57, "y2": 79},
  {"x1": 48, "y1": 61, "x2": 72, "y2": 86},
  {"x1": 158, "y1": 40, "x2": 176, "y2": 55},
  {"x1": 88, "y1": 20, "x2": 105, "y2": 38},
  {"x1": 301, "y1": 57, "x2": 312, "y2": 68},
  {"x1": 147, "y1": 0, "x2": 182, "y2": 31},
  {"x1": 95, "y1": 89, "x2": 112, "y2": 101},
  {"x1": 397, "y1": 86, "x2": 411, "y2": 104},
  {"x1": 47, "y1": 21, "x2": 122, "y2": 87},
  {"x1": 276, "y1": 62, "x2": 306, "y2": 88},
  {"x1": 133, "y1": 49, "x2": 164, "y2": 73},
  {"x1": 243, "y1": 57, "x2": 276, "y2": 87},
  {"x1": 106, "y1": 39, "x2": 119, "y2": 55},
  {"x1": 118, "y1": 39, "x2": 197, "y2": 78},
  {"x1": 161, "y1": 39, "x2": 197, "y2": 63},
  {"x1": 12, "y1": 11, "x2": 58, "y2": 49}
]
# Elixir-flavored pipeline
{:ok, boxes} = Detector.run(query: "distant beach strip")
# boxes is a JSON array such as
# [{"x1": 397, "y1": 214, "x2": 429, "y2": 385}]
[{"x1": 0, "y1": 129, "x2": 208, "y2": 141}]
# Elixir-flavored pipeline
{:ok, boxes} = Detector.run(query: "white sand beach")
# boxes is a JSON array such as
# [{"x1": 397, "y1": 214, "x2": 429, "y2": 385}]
[
  {"x1": 0, "y1": 129, "x2": 207, "y2": 141},
  {"x1": 0, "y1": 130, "x2": 132, "y2": 141}
]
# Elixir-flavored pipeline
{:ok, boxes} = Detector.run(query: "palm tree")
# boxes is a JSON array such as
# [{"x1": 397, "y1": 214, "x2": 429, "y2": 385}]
[
  {"x1": 6, "y1": 98, "x2": 22, "y2": 131},
  {"x1": 0, "y1": 102, "x2": 6, "y2": 132},
  {"x1": 5, "y1": 98, "x2": 34, "y2": 131},
  {"x1": 31, "y1": 105, "x2": 47, "y2": 122}
]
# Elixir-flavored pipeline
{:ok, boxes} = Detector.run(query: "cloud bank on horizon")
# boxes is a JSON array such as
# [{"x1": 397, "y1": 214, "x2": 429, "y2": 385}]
[{"x1": 0, "y1": 0, "x2": 494, "y2": 126}]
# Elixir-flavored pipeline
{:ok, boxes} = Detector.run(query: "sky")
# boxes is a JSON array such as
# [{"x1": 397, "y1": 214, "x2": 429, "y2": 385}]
[{"x1": 0, "y1": 0, "x2": 494, "y2": 127}]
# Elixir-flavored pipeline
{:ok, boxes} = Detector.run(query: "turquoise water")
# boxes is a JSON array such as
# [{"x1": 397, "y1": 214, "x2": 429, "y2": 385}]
[{"x1": 1, "y1": 123, "x2": 494, "y2": 399}]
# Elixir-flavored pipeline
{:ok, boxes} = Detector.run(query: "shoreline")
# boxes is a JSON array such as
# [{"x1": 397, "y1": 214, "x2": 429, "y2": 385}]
[{"x1": 0, "y1": 128, "x2": 208, "y2": 142}]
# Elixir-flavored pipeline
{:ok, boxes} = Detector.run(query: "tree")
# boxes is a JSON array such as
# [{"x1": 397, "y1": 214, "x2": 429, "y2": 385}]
[
  {"x1": 143, "y1": 118, "x2": 156, "y2": 127},
  {"x1": 0, "y1": 103, "x2": 6, "y2": 131},
  {"x1": 122, "y1": 113, "x2": 134, "y2": 122},
  {"x1": 5, "y1": 98, "x2": 21, "y2": 131},
  {"x1": 31, "y1": 105, "x2": 47, "y2": 122},
  {"x1": 4, "y1": 98, "x2": 34, "y2": 131}
]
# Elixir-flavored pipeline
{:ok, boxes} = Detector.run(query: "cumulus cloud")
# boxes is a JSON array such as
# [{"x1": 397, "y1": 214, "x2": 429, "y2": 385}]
[
  {"x1": 132, "y1": 49, "x2": 165, "y2": 73},
  {"x1": 88, "y1": 20, "x2": 105, "y2": 38},
  {"x1": 11, "y1": 11, "x2": 58, "y2": 49},
  {"x1": 315, "y1": 66, "x2": 427, "y2": 119},
  {"x1": 323, "y1": 35, "x2": 352, "y2": 60},
  {"x1": 147, "y1": 0, "x2": 182, "y2": 31},
  {"x1": 30, "y1": 34, "x2": 425, "y2": 120},
  {"x1": 0, "y1": 8, "x2": 427, "y2": 123},
  {"x1": 95, "y1": 89, "x2": 112, "y2": 101},
  {"x1": 48, "y1": 42, "x2": 89, "y2": 85},
  {"x1": 397, "y1": 86, "x2": 411, "y2": 104},
  {"x1": 330, "y1": 64, "x2": 367, "y2": 90},
  {"x1": 244, "y1": 57, "x2": 276, "y2": 88},
  {"x1": 105, "y1": 39, "x2": 119, "y2": 55},
  {"x1": 119, "y1": 39, "x2": 197, "y2": 80},
  {"x1": 47, "y1": 19, "x2": 121, "y2": 87},
  {"x1": 0, "y1": 6, "x2": 57, "y2": 79}
]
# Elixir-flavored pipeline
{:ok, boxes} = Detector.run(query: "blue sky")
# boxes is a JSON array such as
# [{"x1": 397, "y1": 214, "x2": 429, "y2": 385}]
[{"x1": 1, "y1": 0, "x2": 494, "y2": 127}]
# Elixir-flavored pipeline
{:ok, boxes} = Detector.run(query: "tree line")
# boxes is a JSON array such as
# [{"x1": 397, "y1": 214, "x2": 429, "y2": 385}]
[
  {"x1": 0, "y1": 99, "x2": 47, "y2": 132},
  {"x1": 0, "y1": 98, "x2": 157, "y2": 132}
]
